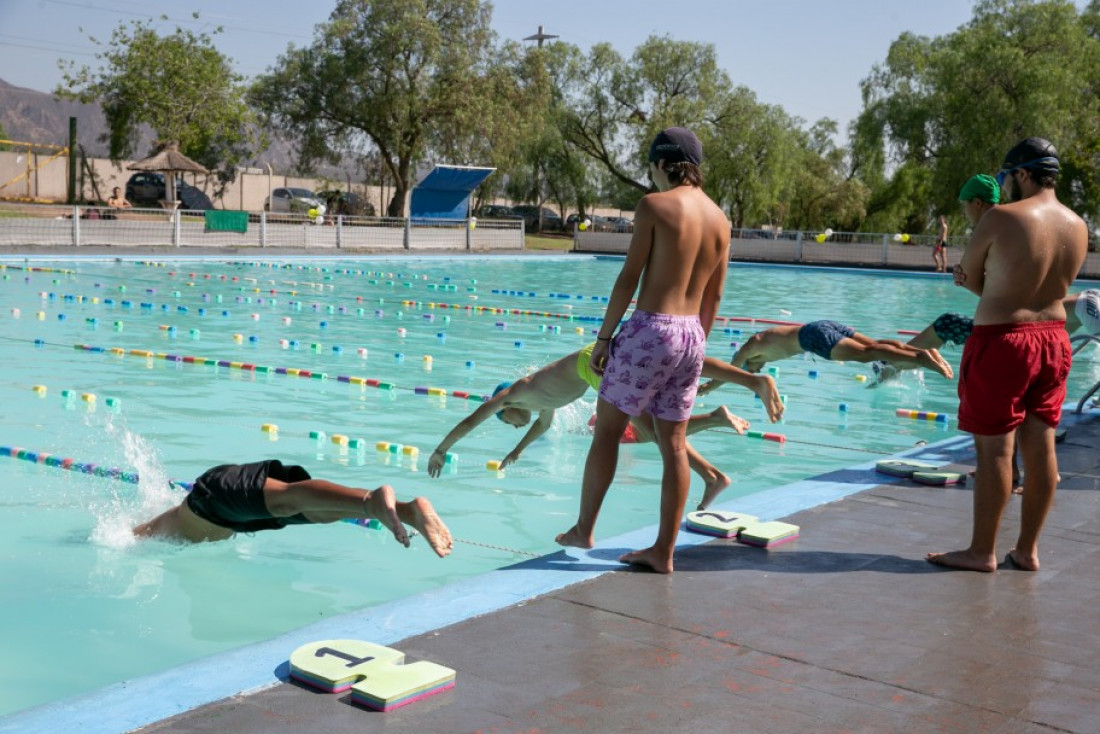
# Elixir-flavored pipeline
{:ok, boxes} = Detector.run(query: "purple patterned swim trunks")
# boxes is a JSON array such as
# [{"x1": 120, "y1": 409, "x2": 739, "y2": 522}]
[{"x1": 597, "y1": 310, "x2": 706, "y2": 422}]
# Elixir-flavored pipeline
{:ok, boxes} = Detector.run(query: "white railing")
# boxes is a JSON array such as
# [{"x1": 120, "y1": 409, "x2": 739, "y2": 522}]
[
  {"x1": 574, "y1": 226, "x2": 1100, "y2": 278},
  {"x1": 0, "y1": 203, "x2": 525, "y2": 251}
]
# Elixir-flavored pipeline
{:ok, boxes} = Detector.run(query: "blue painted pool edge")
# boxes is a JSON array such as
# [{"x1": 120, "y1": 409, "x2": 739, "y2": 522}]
[{"x1": 0, "y1": 426, "x2": 1009, "y2": 734}]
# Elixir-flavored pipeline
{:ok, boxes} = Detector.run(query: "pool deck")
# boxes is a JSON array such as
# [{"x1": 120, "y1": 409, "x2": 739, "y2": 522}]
[{"x1": 130, "y1": 412, "x2": 1100, "y2": 734}]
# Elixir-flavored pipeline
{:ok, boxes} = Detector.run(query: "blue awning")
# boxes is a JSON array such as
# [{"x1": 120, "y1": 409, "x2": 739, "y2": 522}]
[{"x1": 409, "y1": 165, "x2": 495, "y2": 219}]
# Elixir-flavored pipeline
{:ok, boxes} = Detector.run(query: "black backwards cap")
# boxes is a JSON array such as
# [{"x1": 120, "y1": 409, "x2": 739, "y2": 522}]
[
  {"x1": 1002, "y1": 137, "x2": 1060, "y2": 174},
  {"x1": 648, "y1": 127, "x2": 703, "y2": 165}
]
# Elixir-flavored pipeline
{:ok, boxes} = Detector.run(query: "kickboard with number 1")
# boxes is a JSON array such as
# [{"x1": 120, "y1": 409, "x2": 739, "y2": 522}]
[{"x1": 289, "y1": 639, "x2": 455, "y2": 712}]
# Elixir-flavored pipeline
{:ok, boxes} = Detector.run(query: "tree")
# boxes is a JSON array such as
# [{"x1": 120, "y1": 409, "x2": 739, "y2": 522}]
[
  {"x1": 854, "y1": 0, "x2": 1100, "y2": 229},
  {"x1": 253, "y1": 0, "x2": 496, "y2": 217},
  {"x1": 57, "y1": 15, "x2": 257, "y2": 183},
  {"x1": 559, "y1": 36, "x2": 734, "y2": 194}
]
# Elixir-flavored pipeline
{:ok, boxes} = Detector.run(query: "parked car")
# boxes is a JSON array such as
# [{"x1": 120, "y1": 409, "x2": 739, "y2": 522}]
[
  {"x1": 317, "y1": 190, "x2": 375, "y2": 217},
  {"x1": 604, "y1": 216, "x2": 633, "y2": 233},
  {"x1": 511, "y1": 205, "x2": 563, "y2": 233},
  {"x1": 264, "y1": 187, "x2": 324, "y2": 213},
  {"x1": 474, "y1": 204, "x2": 522, "y2": 220},
  {"x1": 124, "y1": 172, "x2": 213, "y2": 210}
]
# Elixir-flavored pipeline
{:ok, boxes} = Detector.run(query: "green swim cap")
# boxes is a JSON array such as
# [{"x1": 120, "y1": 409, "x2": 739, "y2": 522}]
[{"x1": 958, "y1": 174, "x2": 1000, "y2": 204}]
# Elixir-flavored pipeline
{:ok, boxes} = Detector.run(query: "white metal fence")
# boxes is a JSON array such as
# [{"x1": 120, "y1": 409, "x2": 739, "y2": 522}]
[
  {"x1": 575, "y1": 227, "x2": 1100, "y2": 279},
  {"x1": 0, "y1": 203, "x2": 525, "y2": 251}
]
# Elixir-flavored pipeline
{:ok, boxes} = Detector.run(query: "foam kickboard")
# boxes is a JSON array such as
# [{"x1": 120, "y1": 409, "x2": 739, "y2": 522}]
[
  {"x1": 911, "y1": 471, "x2": 966, "y2": 486},
  {"x1": 738, "y1": 521, "x2": 800, "y2": 547},
  {"x1": 289, "y1": 639, "x2": 456, "y2": 712},
  {"x1": 875, "y1": 459, "x2": 941, "y2": 478},
  {"x1": 685, "y1": 510, "x2": 759, "y2": 538}
]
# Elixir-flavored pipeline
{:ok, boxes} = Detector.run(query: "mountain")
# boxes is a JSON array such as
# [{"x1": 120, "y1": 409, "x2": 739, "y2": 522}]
[{"x1": 0, "y1": 78, "x2": 322, "y2": 175}]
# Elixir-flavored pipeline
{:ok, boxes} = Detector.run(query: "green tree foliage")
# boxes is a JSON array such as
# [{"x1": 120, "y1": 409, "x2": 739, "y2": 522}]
[
  {"x1": 854, "y1": 0, "x2": 1100, "y2": 232},
  {"x1": 57, "y1": 15, "x2": 256, "y2": 179},
  {"x1": 252, "y1": 0, "x2": 496, "y2": 217},
  {"x1": 559, "y1": 36, "x2": 733, "y2": 193}
]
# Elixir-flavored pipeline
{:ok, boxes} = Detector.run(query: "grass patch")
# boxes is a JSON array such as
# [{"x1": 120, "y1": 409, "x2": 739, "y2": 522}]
[{"x1": 525, "y1": 233, "x2": 574, "y2": 251}]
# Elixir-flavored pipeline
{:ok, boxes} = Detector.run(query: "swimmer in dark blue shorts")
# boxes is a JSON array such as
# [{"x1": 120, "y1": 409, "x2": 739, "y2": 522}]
[
  {"x1": 730, "y1": 320, "x2": 954, "y2": 378},
  {"x1": 134, "y1": 459, "x2": 453, "y2": 556}
]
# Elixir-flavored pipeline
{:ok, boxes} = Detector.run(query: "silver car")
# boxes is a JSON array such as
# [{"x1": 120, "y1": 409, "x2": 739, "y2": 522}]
[{"x1": 264, "y1": 187, "x2": 323, "y2": 213}]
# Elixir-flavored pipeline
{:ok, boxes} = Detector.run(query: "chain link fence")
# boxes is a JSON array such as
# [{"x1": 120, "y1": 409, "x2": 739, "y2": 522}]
[
  {"x1": 0, "y1": 203, "x2": 524, "y2": 251},
  {"x1": 575, "y1": 227, "x2": 1100, "y2": 278}
]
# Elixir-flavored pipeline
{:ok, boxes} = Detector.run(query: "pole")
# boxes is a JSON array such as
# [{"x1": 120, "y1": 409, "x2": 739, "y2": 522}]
[{"x1": 67, "y1": 117, "x2": 77, "y2": 204}]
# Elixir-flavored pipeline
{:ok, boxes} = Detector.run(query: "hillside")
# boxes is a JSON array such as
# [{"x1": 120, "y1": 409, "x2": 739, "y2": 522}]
[{"x1": 0, "y1": 78, "x2": 319, "y2": 175}]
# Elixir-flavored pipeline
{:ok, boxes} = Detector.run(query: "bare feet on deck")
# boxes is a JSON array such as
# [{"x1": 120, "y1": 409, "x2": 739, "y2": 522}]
[
  {"x1": 1004, "y1": 548, "x2": 1039, "y2": 571},
  {"x1": 367, "y1": 485, "x2": 408, "y2": 548},
  {"x1": 619, "y1": 546, "x2": 673, "y2": 574},
  {"x1": 697, "y1": 473, "x2": 732, "y2": 511},
  {"x1": 918, "y1": 348, "x2": 954, "y2": 379},
  {"x1": 925, "y1": 548, "x2": 997, "y2": 572},
  {"x1": 555, "y1": 524, "x2": 594, "y2": 549},
  {"x1": 715, "y1": 405, "x2": 749, "y2": 434},
  {"x1": 407, "y1": 497, "x2": 453, "y2": 557}
]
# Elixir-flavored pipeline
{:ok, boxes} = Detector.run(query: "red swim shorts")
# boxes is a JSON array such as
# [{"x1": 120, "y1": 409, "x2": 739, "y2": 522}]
[{"x1": 957, "y1": 321, "x2": 1071, "y2": 435}]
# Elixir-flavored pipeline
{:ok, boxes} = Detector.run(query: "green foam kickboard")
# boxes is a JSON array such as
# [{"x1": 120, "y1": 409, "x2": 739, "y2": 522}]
[
  {"x1": 288, "y1": 639, "x2": 455, "y2": 711},
  {"x1": 685, "y1": 510, "x2": 759, "y2": 538},
  {"x1": 875, "y1": 459, "x2": 940, "y2": 478},
  {"x1": 911, "y1": 471, "x2": 967, "y2": 486},
  {"x1": 738, "y1": 521, "x2": 800, "y2": 547}
]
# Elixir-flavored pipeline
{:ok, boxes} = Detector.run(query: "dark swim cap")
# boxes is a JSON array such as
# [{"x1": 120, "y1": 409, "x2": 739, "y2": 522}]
[
  {"x1": 648, "y1": 127, "x2": 703, "y2": 165},
  {"x1": 1002, "y1": 137, "x2": 1060, "y2": 175},
  {"x1": 493, "y1": 381, "x2": 513, "y2": 421}
]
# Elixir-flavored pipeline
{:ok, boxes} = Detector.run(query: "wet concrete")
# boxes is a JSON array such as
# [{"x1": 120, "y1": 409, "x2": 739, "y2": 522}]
[{"x1": 137, "y1": 413, "x2": 1100, "y2": 734}]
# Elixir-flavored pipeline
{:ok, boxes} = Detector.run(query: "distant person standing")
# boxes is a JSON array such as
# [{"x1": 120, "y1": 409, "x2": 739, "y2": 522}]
[
  {"x1": 555, "y1": 127, "x2": 731, "y2": 574},
  {"x1": 933, "y1": 214, "x2": 949, "y2": 272},
  {"x1": 928, "y1": 138, "x2": 1088, "y2": 573}
]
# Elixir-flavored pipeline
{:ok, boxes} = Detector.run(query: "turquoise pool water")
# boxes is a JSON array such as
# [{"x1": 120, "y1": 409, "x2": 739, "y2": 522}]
[{"x1": 0, "y1": 256, "x2": 1096, "y2": 717}]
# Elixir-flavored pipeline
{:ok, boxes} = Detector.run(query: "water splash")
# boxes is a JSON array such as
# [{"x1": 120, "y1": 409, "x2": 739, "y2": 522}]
[{"x1": 88, "y1": 416, "x2": 178, "y2": 549}]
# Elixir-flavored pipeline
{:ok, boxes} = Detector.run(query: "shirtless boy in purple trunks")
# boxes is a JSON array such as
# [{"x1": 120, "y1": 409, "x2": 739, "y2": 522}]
[{"x1": 555, "y1": 126, "x2": 730, "y2": 574}]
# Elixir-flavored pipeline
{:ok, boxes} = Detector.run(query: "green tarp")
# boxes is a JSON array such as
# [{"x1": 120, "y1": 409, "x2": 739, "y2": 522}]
[{"x1": 204, "y1": 210, "x2": 249, "y2": 233}]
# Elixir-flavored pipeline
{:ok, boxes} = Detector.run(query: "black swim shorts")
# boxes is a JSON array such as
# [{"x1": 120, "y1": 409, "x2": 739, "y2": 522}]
[
  {"x1": 797, "y1": 320, "x2": 855, "y2": 360},
  {"x1": 185, "y1": 459, "x2": 313, "y2": 533}
]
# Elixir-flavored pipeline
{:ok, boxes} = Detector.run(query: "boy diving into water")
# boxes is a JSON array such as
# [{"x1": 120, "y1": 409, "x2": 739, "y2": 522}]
[
  {"x1": 134, "y1": 459, "x2": 453, "y2": 557},
  {"x1": 428, "y1": 343, "x2": 782, "y2": 510}
]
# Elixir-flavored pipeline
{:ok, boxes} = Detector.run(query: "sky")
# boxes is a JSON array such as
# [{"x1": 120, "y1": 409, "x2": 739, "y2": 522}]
[{"x1": 0, "y1": 0, "x2": 984, "y2": 135}]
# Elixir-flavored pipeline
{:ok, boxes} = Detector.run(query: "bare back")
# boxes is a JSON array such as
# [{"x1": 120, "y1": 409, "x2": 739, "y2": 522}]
[
  {"x1": 970, "y1": 190, "x2": 1087, "y2": 324},
  {"x1": 634, "y1": 186, "x2": 730, "y2": 318}
]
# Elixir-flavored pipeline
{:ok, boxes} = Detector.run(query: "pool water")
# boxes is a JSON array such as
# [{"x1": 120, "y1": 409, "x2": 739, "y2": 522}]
[{"x1": 0, "y1": 256, "x2": 1096, "y2": 717}]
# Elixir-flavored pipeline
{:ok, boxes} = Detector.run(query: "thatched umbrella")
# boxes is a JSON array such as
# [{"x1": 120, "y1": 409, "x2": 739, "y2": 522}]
[{"x1": 127, "y1": 141, "x2": 208, "y2": 208}]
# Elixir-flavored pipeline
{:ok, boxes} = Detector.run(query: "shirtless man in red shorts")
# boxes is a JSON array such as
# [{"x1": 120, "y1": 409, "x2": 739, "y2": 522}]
[
  {"x1": 555, "y1": 127, "x2": 731, "y2": 573},
  {"x1": 927, "y1": 138, "x2": 1088, "y2": 572}
]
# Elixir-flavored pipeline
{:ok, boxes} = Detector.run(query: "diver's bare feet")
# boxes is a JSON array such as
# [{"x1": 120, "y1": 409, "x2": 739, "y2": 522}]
[
  {"x1": 619, "y1": 546, "x2": 673, "y2": 574},
  {"x1": 367, "y1": 485, "x2": 407, "y2": 548},
  {"x1": 555, "y1": 524, "x2": 593, "y2": 549},
  {"x1": 1004, "y1": 548, "x2": 1039, "y2": 571},
  {"x1": 919, "y1": 348, "x2": 954, "y2": 379},
  {"x1": 715, "y1": 405, "x2": 749, "y2": 434},
  {"x1": 925, "y1": 548, "x2": 997, "y2": 572},
  {"x1": 406, "y1": 497, "x2": 452, "y2": 557},
  {"x1": 698, "y1": 472, "x2": 731, "y2": 511}
]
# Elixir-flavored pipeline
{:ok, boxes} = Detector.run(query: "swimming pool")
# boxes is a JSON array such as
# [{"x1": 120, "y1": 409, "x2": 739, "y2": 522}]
[{"x1": 0, "y1": 255, "x2": 1097, "y2": 718}]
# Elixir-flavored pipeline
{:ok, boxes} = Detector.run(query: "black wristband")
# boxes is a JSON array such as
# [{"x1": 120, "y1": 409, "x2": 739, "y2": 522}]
[{"x1": 597, "y1": 336, "x2": 612, "y2": 341}]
